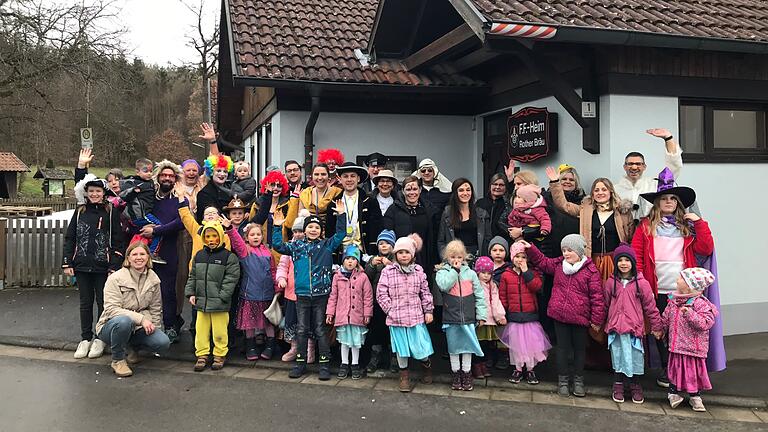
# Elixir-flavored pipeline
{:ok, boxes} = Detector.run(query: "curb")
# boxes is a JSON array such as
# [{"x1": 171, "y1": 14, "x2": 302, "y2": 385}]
[{"x1": 1, "y1": 334, "x2": 765, "y2": 410}]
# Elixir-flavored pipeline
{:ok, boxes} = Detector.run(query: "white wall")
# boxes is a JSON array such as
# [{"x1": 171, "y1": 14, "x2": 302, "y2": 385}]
[{"x1": 273, "y1": 111, "x2": 479, "y2": 185}]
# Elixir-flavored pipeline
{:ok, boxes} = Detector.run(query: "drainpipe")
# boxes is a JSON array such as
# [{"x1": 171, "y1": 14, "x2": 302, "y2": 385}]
[{"x1": 304, "y1": 93, "x2": 321, "y2": 177}]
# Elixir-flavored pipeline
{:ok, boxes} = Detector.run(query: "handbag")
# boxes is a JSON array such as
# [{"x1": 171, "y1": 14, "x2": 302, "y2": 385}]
[{"x1": 263, "y1": 294, "x2": 283, "y2": 326}]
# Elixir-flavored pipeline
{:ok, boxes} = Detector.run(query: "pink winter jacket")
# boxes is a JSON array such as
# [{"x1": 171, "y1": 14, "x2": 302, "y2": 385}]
[
  {"x1": 603, "y1": 273, "x2": 662, "y2": 338},
  {"x1": 527, "y1": 245, "x2": 605, "y2": 328},
  {"x1": 276, "y1": 255, "x2": 296, "y2": 301},
  {"x1": 326, "y1": 268, "x2": 374, "y2": 327},
  {"x1": 479, "y1": 279, "x2": 506, "y2": 325},
  {"x1": 376, "y1": 264, "x2": 434, "y2": 327},
  {"x1": 662, "y1": 294, "x2": 718, "y2": 358}
]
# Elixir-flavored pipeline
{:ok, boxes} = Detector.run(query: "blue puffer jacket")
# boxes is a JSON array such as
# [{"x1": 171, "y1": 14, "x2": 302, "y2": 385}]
[{"x1": 272, "y1": 215, "x2": 345, "y2": 297}]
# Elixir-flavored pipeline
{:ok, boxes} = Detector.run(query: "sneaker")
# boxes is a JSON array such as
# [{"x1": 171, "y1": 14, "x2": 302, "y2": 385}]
[
  {"x1": 689, "y1": 396, "x2": 706, "y2": 412},
  {"x1": 166, "y1": 328, "x2": 179, "y2": 344},
  {"x1": 656, "y1": 371, "x2": 670, "y2": 388},
  {"x1": 572, "y1": 375, "x2": 586, "y2": 397},
  {"x1": 337, "y1": 364, "x2": 350, "y2": 380},
  {"x1": 211, "y1": 356, "x2": 225, "y2": 371},
  {"x1": 668, "y1": 393, "x2": 684, "y2": 409},
  {"x1": 525, "y1": 370, "x2": 539, "y2": 385},
  {"x1": 612, "y1": 382, "x2": 625, "y2": 403},
  {"x1": 110, "y1": 360, "x2": 133, "y2": 377},
  {"x1": 351, "y1": 365, "x2": 363, "y2": 380},
  {"x1": 451, "y1": 372, "x2": 462, "y2": 390},
  {"x1": 557, "y1": 375, "x2": 570, "y2": 397},
  {"x1": 629, "y1": 383, "x2": 644, "y2": 404},
  {"x1": 88, "y1": 339, "x2": 105, "y2": 358},
  {"x1": 508, "y1": 369, "x2": 524, "y2": 384},
  {"x1": 152, "y1": 254, "x2": 167, "y2": 265},
  {"x1": 194, "y1": 356, "x2": 208, "y2": 372},
  {"x1": 289, "y1": 362, "x2": 307, "y2": 379},
  {"x1": 74, "y1": 340, "x2": 92, "y2": 359}
]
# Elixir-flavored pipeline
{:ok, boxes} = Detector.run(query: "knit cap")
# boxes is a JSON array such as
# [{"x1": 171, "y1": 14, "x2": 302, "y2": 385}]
[
  {"x1": 293, "y1": 209, "x2": 310, "y2": 232},
  {"x1": 393, "y1": 234, "x2": 423, "y2": 256},
  {"x1": 612, "y1": 243, "x2": 637, "y2": 267},
  {"x1": 509, "y1": 241, "x2": 527, "y2": 259},
  {"x1": 303, "y1": 215, "x2": 322, "y2": 231},
  {"x1": 681, "y1": 267, "x2": 715, "y2": 292},
  {"x1": 377, "y1": 229, "x2": 396, "y2": 247},
  {"x1": 515, "y1": 184, "x2": 541, "y2": 207},
  {"x1": 343, "y1": 244, "x2": 361, "y2": 262},
  {"x1": 474, "y1": 256, "x2": 494, "y2": 274},
  {"x1": 561, "y1": 234, "x2": 587, "y2": 257},
  {"x1": 488, "y1": 236, "x2": 509, "y2": 256}
]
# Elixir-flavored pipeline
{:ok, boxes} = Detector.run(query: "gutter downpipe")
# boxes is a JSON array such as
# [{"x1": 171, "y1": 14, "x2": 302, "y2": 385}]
[{"x1": 304, "y1": 91, "x2": 321, "y2": 176}]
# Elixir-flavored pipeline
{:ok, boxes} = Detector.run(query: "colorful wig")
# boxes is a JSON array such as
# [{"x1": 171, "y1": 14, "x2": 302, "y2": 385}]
[
  {"x1": 203, "y1": 154, "x2": 234, "y2": 177},
  {"x1": 317, "y1": 148, "x2": 344, "y2": 167},
  {"x1": 260, "y1": 170, "x2": 290, "y2": 196}
]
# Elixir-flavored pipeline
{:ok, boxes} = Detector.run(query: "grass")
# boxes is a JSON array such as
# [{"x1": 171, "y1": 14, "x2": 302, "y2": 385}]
[{"x1": 16, "y1": 166, "x2": 134, "y2": 199}]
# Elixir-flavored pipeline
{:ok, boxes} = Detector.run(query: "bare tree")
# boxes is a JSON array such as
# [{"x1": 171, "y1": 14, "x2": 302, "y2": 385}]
[{"x1": 180, "y1": 0, "x2": 219, "y2": 82}]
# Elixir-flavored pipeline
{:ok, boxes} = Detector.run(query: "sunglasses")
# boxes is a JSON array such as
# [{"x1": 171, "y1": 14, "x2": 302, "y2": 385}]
[{"x1": 420, "y1": 167, "x2": 434, "y2": 174}]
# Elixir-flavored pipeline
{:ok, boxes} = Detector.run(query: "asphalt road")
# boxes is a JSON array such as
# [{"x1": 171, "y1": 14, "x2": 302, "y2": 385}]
[{"x1": 0, "y1": 356, "x2": 763, "y2": 432}]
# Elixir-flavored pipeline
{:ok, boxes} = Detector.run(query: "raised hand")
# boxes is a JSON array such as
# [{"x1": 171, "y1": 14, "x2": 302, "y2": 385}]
[
  {"x1": 646, "y1": 128, "x2": 672, "y2": 139},
  {"x1": 292, "y1": 183, "x2": 302, "y2": 196},
  {"x1": 332, "y1": 198, "x2": 346, "y2": 215},
  {"x1": 272, "y1": 208, "x2": 285, "y2": 226},
  {"x1": 683, "y1": 212, "x2": 701, "y2": 222},
  {"x1": 199, "y1": 123, "x2": 216, "y2": 142},
  {"x1": 78, "y1": 148, "x2": 94, "y2": 169},
  {"x1": 518, "y1": 240, "x2": 532, "y2": 249},
  {"x1": 504, "y1": 159, "x2": 516, "y2": 182},
  {"x1": 545, "y1": 166, "x2": 559, "y2": 182},
  {"x1": 218, "y1": 215, "x2": 231, "y2": 229},
  {"x1": 174, "y1": 183, "x2": 187, "y2": 202}
]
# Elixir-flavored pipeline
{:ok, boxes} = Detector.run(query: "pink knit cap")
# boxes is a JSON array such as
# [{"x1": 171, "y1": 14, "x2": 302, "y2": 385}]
[
  {"x1": 681, "y1": 267, "x2": 715, "y2": 292},
  {"x1": 516, "y1": 184, "x2": 541, "y2": 205},
  {"x1": 474, "y1": 256, "x2": 494, "y2": 273},
  {"x1": 509, "y1": 241, "x2": 527, "y2": 259},
  {"x1": 393, "y1": 233, "x2": 423, "y2": 256}
]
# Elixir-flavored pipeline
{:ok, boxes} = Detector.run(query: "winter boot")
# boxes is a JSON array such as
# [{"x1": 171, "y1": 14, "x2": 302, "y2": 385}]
[
  {"x1": 471, "y1": 363, "x2": 484, "y2": 379},
  {"x1": 629, "y1": 383, "x2": 644, "y2": 404},
  {"x1": 289, "y1": 356, "x2": 307, "y2": 379},
  {"x1": 557, "y1": 375, "x2": 570, "y2": 397},
  {"x1": 318, "y1": 356, "x2": 331, "y2": 381},
  {"x1": 260, "y1": 337, "x2": 275, "y2": 360},
  {"x1": 281, "y1": 340, "x2": 298, "y2": 362},
  {"x1": 420, "y1": 359, "x2": 433, "y2": 384},
  {"x1": 461, "y1": 371, "x2": 474, "y2": 391},
  {"x1": 612, "y1": 382, "x2": 625, "y2": 403},
  {"x1": 398, "y1": 369, "x2": 412, "y2": 392},
  {"x1": 245, "y1": 338, "x2": 259, "y2": 361},
  {"x1": 572, "y1": 375, "x2": 586, "y2": 397},
  {"x1": 366, "y1": 345, "x2": 382, "y2": 373},
  {"x1": 451, "y1": 372, "x2": 462, "y2": 390},
  {"x1": 389, "y1": 353, "x2": 399, "y2": 374},
  {"x1": 350, "y1": 364, "x2": 363, "y2": 380}
]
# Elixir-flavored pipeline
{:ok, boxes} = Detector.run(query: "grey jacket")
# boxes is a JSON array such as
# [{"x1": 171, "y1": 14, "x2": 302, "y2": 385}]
[{"x1": 437, "y1": 206, "x2": 490, "y2": 258}]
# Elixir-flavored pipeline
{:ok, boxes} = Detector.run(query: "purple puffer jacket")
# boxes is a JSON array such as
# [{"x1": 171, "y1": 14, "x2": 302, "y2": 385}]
[
  {"x1": 662, "y1": 294, "x2": 717, "y2": 358},
  {"x1": 526, "y1": 245, "x2": 605, "y2": 327},
  {"x1": 603, "y1": 273, "x2": 662, "y2": 337}
]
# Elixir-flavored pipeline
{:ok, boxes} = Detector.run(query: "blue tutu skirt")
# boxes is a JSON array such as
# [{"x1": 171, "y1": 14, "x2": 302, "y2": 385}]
[
  {"x1": 336, "y1": 324, "x2": 368, "y2": 348},
  {"x1": 442, "y1": 323, "x2": 483, "y2": 356},
  {"x1": 389, "y1": 324, "x2": 434, "y2": 360},
  {"x1": 608, "y1": 332, "x2": 645, "y2": 377}
]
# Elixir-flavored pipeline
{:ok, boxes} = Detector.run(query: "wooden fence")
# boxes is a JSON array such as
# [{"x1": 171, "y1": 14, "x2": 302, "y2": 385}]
[
  {"x1": 0, "y1": 197, "x2": 77, "y2": 213},
  {"x1": 0, "y1": 218, "x2": 71, "y2": 288}
]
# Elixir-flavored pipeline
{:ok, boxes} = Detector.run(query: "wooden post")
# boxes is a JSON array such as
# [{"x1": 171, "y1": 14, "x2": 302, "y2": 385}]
[{"x1": 0, "y1": 217, "x2": 6, "y2": 289}]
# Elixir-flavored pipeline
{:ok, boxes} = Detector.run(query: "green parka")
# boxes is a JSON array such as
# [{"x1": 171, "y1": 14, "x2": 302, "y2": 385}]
[{"x1": 185, "y1": 222, "x2": 240, "y2": 312}]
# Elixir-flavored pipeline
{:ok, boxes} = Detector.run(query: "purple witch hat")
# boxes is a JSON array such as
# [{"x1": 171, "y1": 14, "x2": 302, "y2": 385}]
[{"x1": 640, "y1": 167, "x2": 696, "y2": 208}]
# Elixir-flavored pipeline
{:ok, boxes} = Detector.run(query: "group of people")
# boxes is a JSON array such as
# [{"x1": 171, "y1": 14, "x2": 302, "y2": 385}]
[{"x1": 62, "y1": 125, "x2": 724, "y2": 412}]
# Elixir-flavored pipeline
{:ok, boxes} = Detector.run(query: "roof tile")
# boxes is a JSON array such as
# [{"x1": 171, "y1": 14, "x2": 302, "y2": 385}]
[{"x1": 0, "y1": 152, "x2": 29, "y2": 172}]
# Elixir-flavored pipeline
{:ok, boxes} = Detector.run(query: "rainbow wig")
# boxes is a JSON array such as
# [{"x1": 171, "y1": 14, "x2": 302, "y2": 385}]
[
  {"x1": 203, "y1": 154, "x2": 234, "y2": 177},
  {"x1": 260, "y1": 170, "x2": 290, "y2": 196},
  {"x1": 317, "y1": 148, "x2": 344, "y2": 166}
]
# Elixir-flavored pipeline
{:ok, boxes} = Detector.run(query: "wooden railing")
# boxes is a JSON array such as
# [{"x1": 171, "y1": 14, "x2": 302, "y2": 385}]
[
  {"x1": 0, "y1": 218, "x2": 71, "y2": 288},
  {"x1": 0, "y1": 197, "x2": 77, "y2": 213}
]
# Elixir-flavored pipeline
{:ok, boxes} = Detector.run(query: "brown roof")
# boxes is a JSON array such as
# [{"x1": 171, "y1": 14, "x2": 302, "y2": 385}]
[
  {"x1": 471, "y1": 0, "x2": 768, "y2": 43},
  {"x1": 0, "y1": 152, "x2": 29, "y2": 172},
  {"x1": 227, "y1": 0, "x2": 484, "y2": 87},
  {"x1": 33, "y1": 168, "x2": 73, "y2": 180}
]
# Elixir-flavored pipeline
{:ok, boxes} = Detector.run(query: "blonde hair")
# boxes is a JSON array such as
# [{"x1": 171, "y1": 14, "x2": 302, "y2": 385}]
[
  {"x1": 243, "y1": 223, "x2": 263, "y2": 238},
  {"x1": 646, "y1": 195, "x2": 691, "y2": 237},
  {"x1": 123, "y1": 241, "x2": 153, "y2": 269},
  {"x1": 513, "y1": 170, "x2": 539, "y2": 186},
  {"x1": 590, "y1": 178, "x2": 621, "y2": 211},
  {"x1": 442, "y1": 240, "x2": 468, "y2": 261}
]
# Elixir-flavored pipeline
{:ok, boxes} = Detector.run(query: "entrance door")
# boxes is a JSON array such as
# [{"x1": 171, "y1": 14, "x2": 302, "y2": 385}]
[{"x1": 482, "y1": 111, "x2": 510, "y2": 195}]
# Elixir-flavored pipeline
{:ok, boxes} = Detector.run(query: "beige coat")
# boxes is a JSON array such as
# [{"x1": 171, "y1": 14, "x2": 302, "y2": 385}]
[
  {"x1": 95, "y1": 267, "x2": 163, "y2": 335},
  {"x1": 548, "y1": 181, "x2": 633, "y2": 256}
]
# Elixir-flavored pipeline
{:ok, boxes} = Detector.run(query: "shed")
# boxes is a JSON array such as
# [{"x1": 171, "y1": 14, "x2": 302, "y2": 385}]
[
  {"x1": 33, "y1": 168, "x2": 74, "y2": 197},
  {"x1": 0, "y1": 152, "x2": 30, "y2": 199}
]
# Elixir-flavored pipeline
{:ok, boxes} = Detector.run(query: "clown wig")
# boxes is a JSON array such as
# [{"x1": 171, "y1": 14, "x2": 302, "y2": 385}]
[
  {"x1": 203, "y1": 154, "x2": 234, "y2": 177},
  {"x1": 260, "y1": 170, "x2": 290, "y2": 196},
  {"x1": 317, "y1": 148, "x2": 344, "y2": 167}
]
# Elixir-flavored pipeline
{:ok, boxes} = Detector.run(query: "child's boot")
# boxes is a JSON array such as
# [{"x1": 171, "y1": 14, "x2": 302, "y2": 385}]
[
  {"x1": 350, "y1": 364, "x2": 362, "y2": 380},
  {"x1": 398, "y1": 369, "x2": 412, "y2": 392},
  {"x1": 194, "y1": 356, "x2": 208, "y2": 372},
  {"x1": 318, "y1": 355, "x2": 331, "y2": 381},
  {"x1": 260, "y1": 337, "x2": 275, "y2": 360},
  {"x1": 471, "y1": 363, "x2": 484, "y2": 379},
  {"x1": 420, "y1": 359, "x2": 433, "y2": 384},
  {"x1": 366, "y1": 345, "x2": 382, "y2": 373},
  {"x1": 572, "y1": 375, "x2": 586, "y2": 397},
  {"x1": 461, "y1": 370, "x2": 474, "y2": 391},
  {"x1": 389, "y1": 353, "x2": 399, "y2": 374},
  {"x1": 307, "y1": 339, "x2": 316, "y2": 364},
  {"x1": 668, "y1": 393, "x2": 684, "y2": 409},
  {"x1": 557, "y1": 375, "x2": 570, "y2": 397},
  {"x1": 337, "y1": 363, "x2": 350, "y2": 380},
  {"x1": 612, "y1": 382, "x2": 625, "y2": 403},
  {"x1": 245, "y1": 338, "x2": 259, "y2": 361},
  {"x1": 689, "y1": 396, "x2": 706, "y2": 412},
  {"x1": 211, "y1": 356, "x2": 225, "y2": 371},
  {"x1": 281, "y1": 340, "x2": 298, "y2": 362},
  {"x1": 629, "y1": 383, "x2": 644, "y2": 404},
  {"x1": 451, "y1": 371, "x2": 462, "y2": 390},
  {"x1": 289, "y1": 356, "x2": 307, "y2": 379}
]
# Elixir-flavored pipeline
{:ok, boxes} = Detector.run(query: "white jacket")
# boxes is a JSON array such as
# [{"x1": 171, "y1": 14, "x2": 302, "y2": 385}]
[{"x1": 614, "y1": 148, "x2": 683, "y2": 219}]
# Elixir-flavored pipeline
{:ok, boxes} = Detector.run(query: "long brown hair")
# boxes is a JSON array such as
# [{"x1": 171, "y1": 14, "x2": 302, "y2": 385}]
[
  {"x1": 448, "y1": 178, "x2": 475, "y2": 229},
  {"x1": 646, "y1": 195, "x2": 691, "y2": 237},
  {"x1": 590, "y1": 178, "x2": 621, "y2": 211}
]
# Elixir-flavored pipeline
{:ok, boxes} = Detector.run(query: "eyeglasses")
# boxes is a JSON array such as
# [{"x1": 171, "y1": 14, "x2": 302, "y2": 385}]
[
  {"x1": 420, "y1": 168, "x2": 434, "y2": 174},
  {"x1": 624, "y1": 162, "x2": 645, "y2": 167},
  {"x1": 491, "y1": 183, "x2": 505, "y2": 188},
  {"x1": 285, "y1": 168, "x2": 301, "y2": 173}
]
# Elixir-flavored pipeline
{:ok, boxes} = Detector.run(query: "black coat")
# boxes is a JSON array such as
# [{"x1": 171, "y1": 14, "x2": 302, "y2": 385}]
[
  {"x1": 196, "y1": 181, "x2": 232, "y2": 222},
  {"x1": 421, "y1": 187, "x2": 450, "y2": 217},
  {"x1": 62, "y1": 202, "x2": 125, "y2": 273},
  {"x1": 542, "y1": 188, "x2": 584, "y2": 258},
  {"x1": 476, "y1": 195, "x2": 511, "y2": 244},
  {"x1": 325, "y1": 187, "x2": 382, "y2": 257},
  {"x1": 381, "y1": 198, "x2": 439, "y2": 270},
  {"x1": 231, "y1": 177, "x2": 257, "y2": 204}
]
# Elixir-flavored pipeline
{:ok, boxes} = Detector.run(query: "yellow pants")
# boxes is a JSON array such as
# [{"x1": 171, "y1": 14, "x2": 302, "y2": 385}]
[{"x1": 194, "y1": 311, "x2": 229, "y2": 357}]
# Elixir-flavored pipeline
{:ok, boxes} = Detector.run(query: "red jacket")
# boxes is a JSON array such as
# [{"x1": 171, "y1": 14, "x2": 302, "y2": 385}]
[
  {"x1": 631, "y1": 219, "x2": 714, "y2": 296},
  {"x1": 499, "y1": 268, "x2": 542, "y2": 314}
]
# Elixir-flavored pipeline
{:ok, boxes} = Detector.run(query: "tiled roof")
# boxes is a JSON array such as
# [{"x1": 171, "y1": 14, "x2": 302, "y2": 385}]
[
  {"x1": 33, "y1": 168, "x2": 73, "y2": 180},
  {"x1": 0, "y1": 152, "x2": 29, "y2": 172},
  {"x1": 227, "y1": 0, "x2": 484, "y2": 87},
  {"x1": 471, "y1": 0, "x2": 768, "y2": 43}
]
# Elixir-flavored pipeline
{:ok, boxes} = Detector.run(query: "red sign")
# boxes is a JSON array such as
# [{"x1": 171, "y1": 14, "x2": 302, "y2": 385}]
[{"x1": 507, "y1": 107, "x2": 558, "y2": 162}]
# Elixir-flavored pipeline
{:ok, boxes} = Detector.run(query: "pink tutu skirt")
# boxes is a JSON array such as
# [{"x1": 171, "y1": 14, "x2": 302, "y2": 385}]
[
  {"x1": 668, "y1": 352, "x2": 712, "y2": 393},
  {"x1": 498, "y1": 322, "x2": 552, "y2": 369},
  {"x1": 236, "y1": 299, "x2": 270, "y2": 331}
]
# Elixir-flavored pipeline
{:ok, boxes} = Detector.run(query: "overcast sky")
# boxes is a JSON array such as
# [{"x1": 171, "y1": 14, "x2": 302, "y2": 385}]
[{"x1": 119, "y1": 0, "x2": 220, "y2": 66}]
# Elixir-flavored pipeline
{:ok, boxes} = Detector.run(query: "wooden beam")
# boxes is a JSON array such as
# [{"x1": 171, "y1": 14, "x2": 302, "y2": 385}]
[
  {"x1": 451, "y1": 47, "x2": 501, "y2": 73},
  {"x1": 403, "y1": 23, "x2": 477, "y2": 70},
  {"x1": 446, "y1": 0, "x2": 487, "y2": 41}
]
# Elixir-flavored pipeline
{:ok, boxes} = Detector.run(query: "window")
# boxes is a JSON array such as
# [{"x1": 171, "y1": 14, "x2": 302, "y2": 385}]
[{"x1": 680, "y1": 100, "x2": 768, "y2": 162}]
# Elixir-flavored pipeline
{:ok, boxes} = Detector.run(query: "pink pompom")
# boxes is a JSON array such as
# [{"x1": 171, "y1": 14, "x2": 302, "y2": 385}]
[{"x1": 408, "y1": 233, "x2": 423, "y2": 253}]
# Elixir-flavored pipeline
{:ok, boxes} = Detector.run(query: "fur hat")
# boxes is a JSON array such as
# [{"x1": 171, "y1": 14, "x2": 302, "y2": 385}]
[
  {"x1": 377, "y1": 229, "x2": 396, "y2": 247},
  {"x1": 260, "y1": 170, "x2": 289, "y2": 196},
  {"x1": 474, "y1": 256, "x2": 494, "y2": 274},
  {"x1": 293, "y1": 209, "x2": 310, "y2": 232},
  {"x1": 394, "y1": 233, "x2": 423, "y2": 256},
  {"x1": 681, "y1": 267, "x2": 715, "y2": 292},
  {"x1": 561, "y1": 234, "x2": 587, "y2": 258},
  {"x1": 303, "y1": 215, "x2": 322, "y2": 231},
  {"x1": 203, "y1": 154, "x2": 233, "y2": 177},
  {"x1": 508, "y1": 241, "x2": 527, "y2": 259},
  {"x1": 152, "y1": 159, "x2": 181, "y2": 185}
]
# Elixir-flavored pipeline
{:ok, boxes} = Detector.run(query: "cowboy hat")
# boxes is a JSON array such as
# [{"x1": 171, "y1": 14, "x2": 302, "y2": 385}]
[
  {"x1": 640, "y1": 167, "x2": 696, "y2": 209},
  {"x1": 223, "y1": 195, "x2": 250, "y2": 211},
  {"x1": 335, "y1": 161, "x2": 369, "y2": 182}
]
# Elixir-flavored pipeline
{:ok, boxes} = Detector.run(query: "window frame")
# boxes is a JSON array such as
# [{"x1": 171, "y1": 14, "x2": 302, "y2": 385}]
[{"x1": 680, "y1": 99, "x2": 768, "y2": 163}]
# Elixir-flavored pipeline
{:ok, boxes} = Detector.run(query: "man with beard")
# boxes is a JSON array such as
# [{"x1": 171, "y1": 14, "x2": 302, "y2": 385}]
[
  {"x1": 614, "y1": 128, "x2": 682, "y2": 220},
  {"x1": 284, "y1": 160, "x2": 309, "y2": 189},
  {"x1": 196, "y1": 154, "x2": 234, "y2": 222},
  {"x1": 137, "y1": 160, "x2": 184, "y2": 343},
  {"x1": 325, "y1": 162, "x2": 381, "y2": 260}
]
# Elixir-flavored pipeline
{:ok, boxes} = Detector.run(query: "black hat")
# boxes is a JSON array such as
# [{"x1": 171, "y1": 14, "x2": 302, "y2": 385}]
[
  {"x1": 84, "y1": 178, "x2": 107, "y2": 190},
  {"x1": 365, "y1": 152, "x2": 388, "y2": 167},
  {"x1": 640, "y1": 168, "x2": 696, "y2": 209},
  {"x1": 335, "y1": 162, "x2": 369, "y2": 182},
  {"x1": 303, "y1": 215, "x2": 323, "y2": 231}
]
